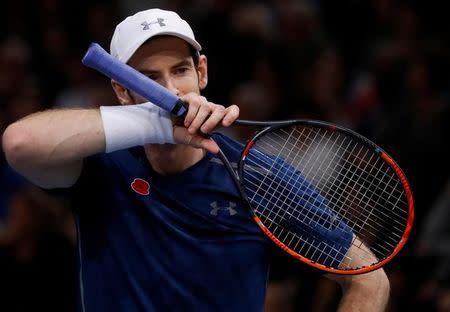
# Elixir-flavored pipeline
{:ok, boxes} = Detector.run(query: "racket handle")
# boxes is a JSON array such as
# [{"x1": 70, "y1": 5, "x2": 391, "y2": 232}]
[{"x1": 81, "y1": 42, "x2": 187, "y2": 116}]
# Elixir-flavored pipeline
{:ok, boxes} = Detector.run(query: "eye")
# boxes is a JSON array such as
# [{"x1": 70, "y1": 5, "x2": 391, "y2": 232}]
[
  {"x1": 174, "y1": 67, "x2": 189, "y2": 75},
  {"x1": 146, "y1": 74, "x2": 159, "y2": 81}
]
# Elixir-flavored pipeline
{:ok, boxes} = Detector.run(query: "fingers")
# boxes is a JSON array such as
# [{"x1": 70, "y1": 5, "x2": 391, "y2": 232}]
[
  {"x1": 175, "y1": 93, "x2": 239, "y2": 154},
  {"x1": 180, "y1": 93, "x2": 239, "y2": 135},
  {"x1": 191, "y1": 136, "x2": 220, "y2": 154},
  {"x1": 189, "y1": 97, "x2": 214, "y2": 134},
  {"x1": 222, "y1": 105, "x2": 239, "y2": 127},
  {"x1": 173, "y1": 125, "x2": 219, "y2": 154},
  {"x1": 182, "y1": 93, "x2": 202, "y2": 128},
  {"x1": 201, "y1": 104, "x2": 239, "y2": 132},
  {"x1": 200, "y1": 105, "x2": 225, "y2": 133}
]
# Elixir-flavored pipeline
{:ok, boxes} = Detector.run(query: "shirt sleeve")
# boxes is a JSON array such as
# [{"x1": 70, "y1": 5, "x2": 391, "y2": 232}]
[
  {"x1": 242, "y1": 150, "x2": 353, "y2": 268},
  {"x1": 39, "y1": 154, "x2": 104, "y2": 214}
]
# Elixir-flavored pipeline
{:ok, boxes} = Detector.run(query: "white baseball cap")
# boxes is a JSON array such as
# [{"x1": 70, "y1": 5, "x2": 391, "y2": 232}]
[{"x1": 110, "y1": 8, "x2": 202, "y2": 63}]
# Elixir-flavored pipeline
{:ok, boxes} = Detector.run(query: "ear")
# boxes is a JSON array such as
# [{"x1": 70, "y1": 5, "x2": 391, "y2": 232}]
[
  {"x1": 111, "y1": 80, "x2": 133, "y2": 105},
  {"x1": 197, "y1": 55, "x2": 208, "y2": 90}
]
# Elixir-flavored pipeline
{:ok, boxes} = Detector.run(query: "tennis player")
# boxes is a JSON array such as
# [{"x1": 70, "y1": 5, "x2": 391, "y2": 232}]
[{"x1": 2, "y1": 8, "x2": 389, "y2": 312}]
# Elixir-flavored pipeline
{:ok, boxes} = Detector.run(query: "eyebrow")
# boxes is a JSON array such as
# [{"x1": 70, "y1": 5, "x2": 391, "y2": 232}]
[{"x1": 138, "y1": 58, "x2": 193, "y2": 76}]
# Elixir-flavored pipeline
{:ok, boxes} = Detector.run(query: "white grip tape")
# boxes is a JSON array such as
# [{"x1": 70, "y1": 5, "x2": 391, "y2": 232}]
[{"x1": 100, "y1": 102, "x2": 174, "y2": 153}]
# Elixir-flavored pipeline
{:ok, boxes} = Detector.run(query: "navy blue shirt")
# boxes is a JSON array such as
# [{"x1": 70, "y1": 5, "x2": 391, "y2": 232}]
[{"x1": 71, "y1": 134, "x2": 271, "y2": 312}]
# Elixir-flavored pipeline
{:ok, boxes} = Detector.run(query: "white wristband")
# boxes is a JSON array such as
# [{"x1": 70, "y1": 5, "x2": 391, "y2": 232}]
[{"x1": 100, "y1": 102, "x2": 174, "y2": 153}]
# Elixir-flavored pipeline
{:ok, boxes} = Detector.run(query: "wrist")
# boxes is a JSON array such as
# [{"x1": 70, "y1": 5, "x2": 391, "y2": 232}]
[{"x1": 100, "y1": 102, "x2": 174, "y2": 153}]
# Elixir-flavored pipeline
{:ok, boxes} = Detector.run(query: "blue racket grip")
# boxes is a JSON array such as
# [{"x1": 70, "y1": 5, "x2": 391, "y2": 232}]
[{"x1": 82, "y1": 42, "x2": 187, "y2": 116}]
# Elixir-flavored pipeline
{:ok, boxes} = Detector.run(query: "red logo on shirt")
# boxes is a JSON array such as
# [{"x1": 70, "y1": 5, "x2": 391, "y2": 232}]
[{"x1": 131, "y1": 178, "x2": 150, "y2": 195}]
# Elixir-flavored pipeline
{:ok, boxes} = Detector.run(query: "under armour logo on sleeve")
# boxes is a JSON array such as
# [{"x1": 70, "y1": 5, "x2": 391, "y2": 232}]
[{"x1": 141, "y1": 18, "x2": 166, "y2": 30}]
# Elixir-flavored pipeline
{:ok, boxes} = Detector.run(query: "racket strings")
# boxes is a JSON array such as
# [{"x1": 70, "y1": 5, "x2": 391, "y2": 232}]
[
  {"x1": 244, "y1": 149, "x2": 405, "y2": 251},
  {"x1": 322, "y1": 146, "x2": 404, "y2": 256},
  {"x1": 244, "y1": 156, "x2": 402, "y2": 252},
  {"x1": 351, "y1": 156, "x2": 399, "y2": 236},
  {"x1": 249, "y1": 127, "x2": 299, "y2": 214},
  {"x1": 257, "y1": 127, "x2": 314, "y2": 227},
  {"x1": 253, "y1": 127, "x2": 408, "y2": 220},
  {"x1": 257, "y1": 128, "x2": 407, "y2": 207},
  {"x1": 246, "y1": 147, "x2": 385, "y2": 243},
  {"x1": 241, "y1": 125, "x2": 409, "y2": 269},
  {"x1": 270, "y1": 127, "x2": 408, "y2": 254},
  {"x1": 262, "y1": 127, "x2": 407, "y2": 246},
  {"x1": 256, "y1": 146, "x2": 380, "y2": 261},
  {"x1": 246, "y1": 131, "x2": 407, "y2": 232},
  {"x1": 254, "y1": 127, "x2": 366, "y2": 266},
  {"x1": 245, "y1": 168, "x2": 400, "y2": 260},
  {"x1": 276, "y1": 128, "x2": 406, "y2": 201},
  {"x1": 247, "y1": 134, "x2": 407, "y2": 221}
]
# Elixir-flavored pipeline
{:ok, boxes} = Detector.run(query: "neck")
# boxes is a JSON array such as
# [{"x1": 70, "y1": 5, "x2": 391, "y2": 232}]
[{"x1": 144, "y1": 144, "x2": 206, "y2": 175}]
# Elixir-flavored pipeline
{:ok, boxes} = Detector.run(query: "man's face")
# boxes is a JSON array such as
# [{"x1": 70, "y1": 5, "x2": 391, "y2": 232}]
[{"x1": 126, "y1": 36, "x2": 206, "y2": 104}]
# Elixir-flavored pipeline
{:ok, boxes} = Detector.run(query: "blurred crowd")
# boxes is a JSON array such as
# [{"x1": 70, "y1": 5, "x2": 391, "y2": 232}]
[{"x1": 0, "y1": 0, "x2": 449, "y2": 311}]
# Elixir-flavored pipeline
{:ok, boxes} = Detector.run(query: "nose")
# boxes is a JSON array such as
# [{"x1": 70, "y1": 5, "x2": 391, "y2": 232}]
[{"x1": 162, "y1": 77, "x2": 179, "y2": 96}]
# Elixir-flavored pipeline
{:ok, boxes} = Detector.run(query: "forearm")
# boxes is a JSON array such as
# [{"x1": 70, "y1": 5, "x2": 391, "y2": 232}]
[
  {"x1": 2, "y1": 108, "x2": 105, "y2": 186},
  {"x1": 336, "y1": 269, "x2": 390, "y2": 312}
]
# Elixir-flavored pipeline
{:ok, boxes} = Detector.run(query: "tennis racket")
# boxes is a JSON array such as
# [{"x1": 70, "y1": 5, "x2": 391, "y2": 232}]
[{"x1": 82, "y1": 43, "x2": 414, "y2": 275}]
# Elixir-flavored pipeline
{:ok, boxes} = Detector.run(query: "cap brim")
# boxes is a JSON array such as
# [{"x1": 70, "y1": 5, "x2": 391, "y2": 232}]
[{"x1": 121, "y1": 31, "x2": 202, "y2": 63}]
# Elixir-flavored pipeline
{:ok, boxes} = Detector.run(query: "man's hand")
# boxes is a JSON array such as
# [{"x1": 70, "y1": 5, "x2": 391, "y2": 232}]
[{"x1": 172, "y1": 92, "x2": 239, "y2": 153}]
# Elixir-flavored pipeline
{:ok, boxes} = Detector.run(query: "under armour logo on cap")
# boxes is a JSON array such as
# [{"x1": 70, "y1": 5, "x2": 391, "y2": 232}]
[
  {"x1": 141, "y1": 18, "x2": 166, "y2": 30},
  {"x1": 111, "y1": 8, "x2": 201, "y2": 63}
]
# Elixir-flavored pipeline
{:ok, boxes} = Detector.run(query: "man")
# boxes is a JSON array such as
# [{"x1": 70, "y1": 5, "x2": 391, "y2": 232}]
[{"x1": 2, "y1": 8, "x2": 389, "y2": 312}]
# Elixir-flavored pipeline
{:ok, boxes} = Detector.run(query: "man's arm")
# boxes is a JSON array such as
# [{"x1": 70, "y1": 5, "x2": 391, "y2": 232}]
[
  {"x1": 2, "y1": 108, "x2": 105, "y2": 189},
  {"x1": 330, "y1": 267, "x2": 390, "y2": 312},
  {"x1": 326, "y1": 237, "x2": 390, "y2": 312},
  {"x1": 2, "y1": 100, "x2": 239, "y2": 190}
]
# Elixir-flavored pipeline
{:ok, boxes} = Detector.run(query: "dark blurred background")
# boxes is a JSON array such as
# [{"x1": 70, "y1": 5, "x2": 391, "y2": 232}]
[{"x1": 0, "y1": 0, "x2": 448, "y2": 311}]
